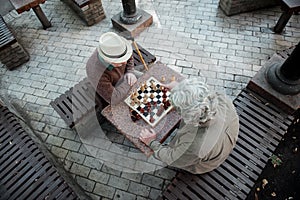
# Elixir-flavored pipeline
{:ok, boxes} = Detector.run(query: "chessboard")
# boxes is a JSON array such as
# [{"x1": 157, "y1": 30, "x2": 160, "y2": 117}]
[{"x1": 124, "y1": 77, "x2": 173, "y2": 127}]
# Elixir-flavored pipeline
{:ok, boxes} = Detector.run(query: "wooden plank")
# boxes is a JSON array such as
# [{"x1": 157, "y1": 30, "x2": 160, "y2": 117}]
[
  {"x1": 165, "y1": 180, "x2": 192, "y2": 200},
  {"x1": 65, "y1": 90, "x2": 87, "y2": 118},
  {"x1": 226, "y1": 156, "x2": 259, "y2": 180},
  {"x1": 230, "y1": 150, "x2": 263, "y2": 173},
  {"x1": 239, "y1": 131, "x2": 273, "y2": 157},
  {"x1": 238, "y1": 91, "x2": 286, "y2": 122},
  {"x1": 235, "y1": 100, "x2": 288, "y2": 135},
  {"x1": 35, "y1": 178, "x2": 65, "y2": 200},
  {"x1": 234, "y1": 144, "x2": 266, "y2": 168},
  {"x1": 0, "y1": 144, "x2": 40, "y2": 180},
  {"x1": 217, "y1": 166, "x2": 251, "y2": 193},
  {"x1": 207, "y1": 170, "x2": 247, "y2": 199},
  {"x1": 0, "y1": 105, "x2": 79, "y2": 200},
  {"x1": 50, "y1": 95, "x2": 74, "y2": 127},
  {"x1": 221, "y1": 161, "x2": 254, "y2": 187},
  {"x1": 191, "y1": 173, "x2": 239, "y2": 200},
  {"x1": 6, "y1": 161, "x2": 51, "y2": 194},
  {"x1": 73, "y1": 85, "x2": 96, "y2": 111},
  {"x1": 236, "y1": 135, "x2": 269, "y2": 161},
  {"x1": 239, "y1": 120, "x2": 278, "y2": 150},
  {"x1": 237, "y1": 107, "x2": 282, "y2": 141},
  {"x1": 8, "y1": 166, "x2": 58, "y2": 200},
  {"x1": 178, "y1": 174, "x2": 216, "y2": 200}
]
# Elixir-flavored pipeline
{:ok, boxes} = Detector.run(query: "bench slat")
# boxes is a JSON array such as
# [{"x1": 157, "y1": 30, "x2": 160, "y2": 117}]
[
  {"x1": 0, "y1": 105, "x2": 79, "y2": 199},
  {"x1": 238, "y1": 129, "x2": 273, "y2": 156},
  {"x1": 161, "y1": 87, "x2": 295, "y2": 200},
  {"x1": 238, "y1": 116, "x2": 279, "y2": 147},
  {"x1": 176, "y1": 175, "x2": 214, "y2": 200}
]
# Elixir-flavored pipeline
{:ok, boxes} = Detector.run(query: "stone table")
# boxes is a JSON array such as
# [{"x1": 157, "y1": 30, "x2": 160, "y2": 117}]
[{"x1": 102, "y1": 63, "x2": 185, "y2": 156}]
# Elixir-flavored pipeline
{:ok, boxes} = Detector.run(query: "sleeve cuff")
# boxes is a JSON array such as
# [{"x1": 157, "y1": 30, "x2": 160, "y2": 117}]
[{"x1": 149, "y1": 140, "x2": 161, "y2": 151}]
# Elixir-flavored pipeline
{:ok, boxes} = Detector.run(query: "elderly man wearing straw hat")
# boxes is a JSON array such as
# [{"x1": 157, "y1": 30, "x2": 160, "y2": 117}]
[
  {"x1": 140, "y1": 78, "x2": 239, "y2": 174},
  {"x1": 86, "y1": 32, "x2": 142, "y2": 109}
]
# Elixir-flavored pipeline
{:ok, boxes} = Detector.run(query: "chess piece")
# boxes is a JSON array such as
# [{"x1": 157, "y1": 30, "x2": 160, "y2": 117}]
[
  {"x1": 157, "y1": 104, "x2": 164, "y2": 116},
  {"x1": 161, "y1": 76, "x2": 166, "y2": 82},
  {"x1": 150, "y1": 93, "x2": 155, "y2": 99},
  {"x1": 143, "y1": 98, "x2": 148, "y2": 104},
  {"x1": 150, "y1": 116, "x2": 155, "y2": 123},
  {"x1": 130, "y1": 100, "x2": 135, "y2": 106},
  {"x1": 171, "y1": 75, "x2": 176, "y2": 82}
]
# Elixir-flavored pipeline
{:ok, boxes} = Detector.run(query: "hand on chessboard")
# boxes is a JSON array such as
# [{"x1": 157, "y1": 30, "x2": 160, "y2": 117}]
[
  {"x1": 124, "y1": 72, "x2": 137, "y2": 86},
  {"x1": 140, "y1": 128, "x2": 157, "y2": 145},
  {"x1": 161, "y1": 81, "x2": 179, "y2": 91}
]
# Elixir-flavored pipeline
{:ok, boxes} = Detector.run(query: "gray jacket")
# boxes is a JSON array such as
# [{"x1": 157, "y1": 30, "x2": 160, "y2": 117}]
[{"x1": 150, "y1": 94, "x2": 239, "y2": 174}]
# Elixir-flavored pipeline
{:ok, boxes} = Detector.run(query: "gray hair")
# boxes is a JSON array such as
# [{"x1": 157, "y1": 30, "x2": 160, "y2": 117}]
[{"x1": 170, "y1": 78, "x2": 218, "y2": 127}]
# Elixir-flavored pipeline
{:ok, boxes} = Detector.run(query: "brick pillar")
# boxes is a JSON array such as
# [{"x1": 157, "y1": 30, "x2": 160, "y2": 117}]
[
  {"x1": 0, "y1": 42, "x2": 30, "y2": 70},
  {"x1": 219, "y1": 0, "x2": 280, "y2": 16}
]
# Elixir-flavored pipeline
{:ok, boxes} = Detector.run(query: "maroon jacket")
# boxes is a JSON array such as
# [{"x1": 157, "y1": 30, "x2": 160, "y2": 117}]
[{"x1": 86, "y1": 50, "x2": 135, "y2": 107}]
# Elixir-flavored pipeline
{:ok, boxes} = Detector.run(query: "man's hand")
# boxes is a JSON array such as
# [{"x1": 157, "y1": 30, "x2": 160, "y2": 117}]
[
  {"x1": 139, "y1": 128, "x2": 157, "y2": 146},
  {"x1": 161, "y1": 81, "x2": 179, "y2": 91},
  {"x1": 124, "y1": 73, "x2": 137, "y2": 86}
]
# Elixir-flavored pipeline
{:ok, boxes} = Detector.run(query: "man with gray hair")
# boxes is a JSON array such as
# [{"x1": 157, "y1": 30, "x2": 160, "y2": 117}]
[{"x1": 140, "y1": 78, "x2": 239, "y2": 174}]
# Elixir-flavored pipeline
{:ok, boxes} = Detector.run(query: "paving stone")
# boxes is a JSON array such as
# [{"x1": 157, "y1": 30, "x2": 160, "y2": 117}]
[
  {"x1": 70, "y1": 162, "x2": 90, "y2": 177},
  {"x1": 46, "y1": 135, "x2": 64, "y2": 146},
  {"x1": 149, "y1": 188, "x2": 162, "y2": 200},
  {"x1": 51, "y1": 146, "x2": 69, "y2": 159},
  {"x1": 58, "y1": 128, "x2": 76, "y2": 140},
  {"x1": 121, "y1": 172, "x2": 143, "y2": 183},
  {"x1": 154, "y1": 167, "x2": 177, "y2": 180},
  {"x1": 93, "y1": 183, "x2": 116, "y2": 199},
  {"x1": 128, "y1": 181, "x2": 151, "y2": 197},
  {"x1": 114, "y1": 190, "x2": 136, "y2": 200},
  {"x1": 141, "y1": 174, "x2": 164, "y2": 189},
  {"x1": 108, "y1": 175, "x2": 130, "y2": 190},
  {"x1": 84, "y1": 156, "x2": 103, "y2": 170},
  {"x1": 101, "y1": 165, "x2": 122, "y2": 177},
  {"x1": 62, "y1": 139, "x2": 81, "y2": 151},
  {"x1": 89, "y1": 169, "x2": 110, "y2": 184},
  {"x1": 66, "y1": 151, "x2": 86, "y2": 164}
]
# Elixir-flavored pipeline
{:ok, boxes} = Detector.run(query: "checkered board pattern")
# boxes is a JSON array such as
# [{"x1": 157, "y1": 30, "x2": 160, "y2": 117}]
[{"x1": 124, "y1": 77, "x2": 173, "y2": 127}]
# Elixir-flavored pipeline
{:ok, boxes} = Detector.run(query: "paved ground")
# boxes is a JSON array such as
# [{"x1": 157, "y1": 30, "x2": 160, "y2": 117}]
[{"x1": 0, "y1": 0, "x2": 299, "y2": 199}]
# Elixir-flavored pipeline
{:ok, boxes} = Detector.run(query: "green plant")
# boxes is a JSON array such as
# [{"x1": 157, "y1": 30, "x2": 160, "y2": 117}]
[{"x1": 270, "y1": 154, "x2": 282, "y2": 167}]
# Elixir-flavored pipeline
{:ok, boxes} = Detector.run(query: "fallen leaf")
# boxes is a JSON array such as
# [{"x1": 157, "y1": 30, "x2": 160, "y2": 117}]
[{"x1": 262, "y1": 179, "x2": 268, "y2": 189}]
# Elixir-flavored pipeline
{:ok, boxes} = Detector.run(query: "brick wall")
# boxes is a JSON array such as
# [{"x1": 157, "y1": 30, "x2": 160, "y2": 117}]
[
  {"x1": 0, "y1": 42, "x2": 30, "y2": 70},
  {"x1": 219, "y1": 0, "x2": 280, "y2": 16},
  {"x1": 61, "y1": 0, "x2": 106, "y2": 26}
]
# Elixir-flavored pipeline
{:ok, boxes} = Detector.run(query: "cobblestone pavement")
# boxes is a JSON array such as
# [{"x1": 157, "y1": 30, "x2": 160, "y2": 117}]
[{"x1": 0, "y1": 0, "x2": 299, "y2": 199}]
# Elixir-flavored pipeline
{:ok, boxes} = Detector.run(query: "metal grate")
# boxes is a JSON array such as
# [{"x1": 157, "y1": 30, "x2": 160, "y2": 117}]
[
  {"x1": 159, "y1": 88, "x2": 295, "y2": 200},
  {"x1": 0, "y1": 105, "x2": 79, "y2": 200}
]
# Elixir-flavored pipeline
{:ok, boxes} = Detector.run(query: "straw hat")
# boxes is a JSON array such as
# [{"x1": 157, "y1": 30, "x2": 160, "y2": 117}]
[{"x1": 97, "y1": 32, "x2": 132, "y2": 63}]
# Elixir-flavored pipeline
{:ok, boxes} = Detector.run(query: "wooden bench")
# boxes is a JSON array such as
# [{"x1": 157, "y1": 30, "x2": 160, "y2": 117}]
[
  {"x1": 0, "y1": 15, "x2": 30, "y2": 70},
  {"x1": 61, "y1": 0, "x2": 106, "y2": 26},
  {"x1": 0, "y1": 104, "x2": 84, "y2": 200},
  {"x1": 50, "y1": 44, "x2": 156, "y2": 129},
  {"x1": 9, "y1": 0, "x2": 51, "y2": 29},
  {"x1": 273, "y1": 0, "x2": 300, "y2": 33},
  {"x1": 159, "y1": 88, "x2": 295, "y2": 200}
]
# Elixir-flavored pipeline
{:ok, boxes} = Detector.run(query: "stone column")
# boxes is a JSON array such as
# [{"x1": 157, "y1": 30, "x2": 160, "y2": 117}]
[
  {"x1": 266, "y1": 42, "x2": 300, "y2": 95},
  {"x1": 120, "y1": 0, "x2": 141, "y2": 24},
  {"x1": 111, "y1": 0, "x2": 153, "y2": 37}
]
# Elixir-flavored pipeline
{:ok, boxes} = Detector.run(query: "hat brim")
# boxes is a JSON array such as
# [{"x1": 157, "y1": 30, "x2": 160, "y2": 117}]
[{"x1": 97, "y1": 37, "x2": 133, "y2": 64}]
